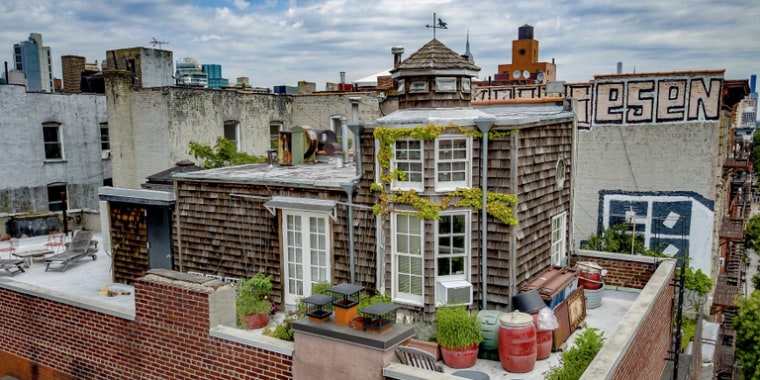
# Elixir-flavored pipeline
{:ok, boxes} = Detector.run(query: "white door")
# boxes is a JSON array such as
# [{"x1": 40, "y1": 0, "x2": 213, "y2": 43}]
[{"x1": 283, "y1": 212, "x2": 330, "y2": 305}]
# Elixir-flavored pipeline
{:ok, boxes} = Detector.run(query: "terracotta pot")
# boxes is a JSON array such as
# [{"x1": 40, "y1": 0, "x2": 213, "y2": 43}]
[
  {"x1": 440, "y1": 344, "x2": 479, "y2": 369},
  {"x1": 243, "y1": 313, "x2": 269, "y2": 329}
]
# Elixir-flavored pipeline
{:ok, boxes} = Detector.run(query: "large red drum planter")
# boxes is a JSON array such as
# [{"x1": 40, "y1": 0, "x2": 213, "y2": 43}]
[
  {"x1": 577, "y1": 261, "x2": 603, "y2": 290},
  {"x1": 531, "y1": 312, "x2": 553, "y2": 360},
  {"x1": 498, "y1": 311, "x2": 537, "y2": 373}
]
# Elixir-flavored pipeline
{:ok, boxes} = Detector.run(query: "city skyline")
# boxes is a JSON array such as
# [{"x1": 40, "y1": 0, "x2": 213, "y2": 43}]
[{"x1": 0, "y1": 0, "x2": 758, "y2": 90}]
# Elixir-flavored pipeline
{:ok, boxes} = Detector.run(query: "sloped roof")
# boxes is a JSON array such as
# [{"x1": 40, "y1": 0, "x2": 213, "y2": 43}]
[{"x1": 390, "y1": 39, "x2": 480, "y2": 74}]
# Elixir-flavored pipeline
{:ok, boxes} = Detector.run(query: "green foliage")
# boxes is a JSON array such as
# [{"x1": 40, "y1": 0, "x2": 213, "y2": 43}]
[
  {"x1": 188, "y1": 137, "x2": 267, "y2": 169},
  {"x1": 413, "y1": 321, "x2": 437, "y2": 342},
  {"x1": 680, "y1": 266, "x2": 713, "y2": 296},
  {"x1": 450, "y1": 187, "x2": 519, "y2": 226},
  {"x1": 236, "y1": 273, "x2": 273, "y2": 320},
  {"x1": 357, "y1": 291, "x2": 392, "y2": 310},
  {"x1": 581, "y1": 223, "x2": 664, "y2": 256},
  {"x1": 679, "y1": 317, "x2": 697, "y2": 350},
  {"x1": 390, "y1": 190, "x2": 447, "y2": 220},
  {"x1": 753, "y1": 129, "x2": 760, "y2": 175},
  {"x1": 745, "y1": 214, "x2": 760, "y2": 253},
  {"x1": 435, "y1": 305, "x2": 483, "y2": 350},
  {"x1": 733, "y1": 291, "x2": 760, "y2": 380},
  {"x1": 543, "y1": 326, "x2": 606, "y2": 380},
  {"x1": 262, "y1": 310, "x2": 303, "y2": 341}
]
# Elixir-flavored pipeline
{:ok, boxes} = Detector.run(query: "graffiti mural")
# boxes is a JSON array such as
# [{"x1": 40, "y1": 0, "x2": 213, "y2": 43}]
[{"x1": 597, "y1": 190, "x2": 714, "y2": 275}]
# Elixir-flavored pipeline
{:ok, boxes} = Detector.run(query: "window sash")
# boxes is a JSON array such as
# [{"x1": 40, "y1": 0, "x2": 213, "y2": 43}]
[
  {"x1": 393, "y1": 214, "x2": 424, "y2": 304},
  {"x1": 551, "y1": 212, "x2": 567, "y2": 266},
  {"x1": 435, "y1": 137, "x2": 470, "y2": 191},
  {"x1": 43, "y1": 124, "x2": 62, "y2": 160},
  {"x1": 392, "y1": 139, "x2": 424, "y2": 190},
  {"x1": 283, "y1": 212, "x2": 330, "y2": 304},
  {"x1": 437, "y1": 213, "x2": 469, "y2": 278}
]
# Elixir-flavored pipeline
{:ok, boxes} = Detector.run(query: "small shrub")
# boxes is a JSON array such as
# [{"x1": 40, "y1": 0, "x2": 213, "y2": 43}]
[{"x1": 544, "y1": 325, "x2": 605, "y2": 380}]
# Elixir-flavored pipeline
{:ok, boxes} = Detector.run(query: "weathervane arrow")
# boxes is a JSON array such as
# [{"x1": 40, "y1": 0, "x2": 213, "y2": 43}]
[{"x1": 426, "y1": 12, "x2": 447, "y2": 39}]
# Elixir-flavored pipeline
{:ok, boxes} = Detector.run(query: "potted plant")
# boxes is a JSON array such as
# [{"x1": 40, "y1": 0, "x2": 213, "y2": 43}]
[
  {"x1": 236, "y1": 273, "x2": 274, "y2": 329},
  {"x1": 435, "y1": 305, "x2": 483, "y2": 369}
]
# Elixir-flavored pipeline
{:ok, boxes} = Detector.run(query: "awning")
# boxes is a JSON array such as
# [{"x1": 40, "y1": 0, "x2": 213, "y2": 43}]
[{"x1": 263, "y1": 196, "x2": 337, "y2": 221}]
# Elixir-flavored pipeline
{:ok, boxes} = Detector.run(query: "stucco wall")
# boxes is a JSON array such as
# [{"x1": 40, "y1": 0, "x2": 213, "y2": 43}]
[{"x1": 0, "y1": 85, "x2": 109, "y2": 215}]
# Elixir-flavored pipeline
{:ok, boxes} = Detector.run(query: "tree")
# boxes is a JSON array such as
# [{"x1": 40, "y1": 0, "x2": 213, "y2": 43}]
[
  {"x1": 581, "y1": 222, "x2": 663, "y2": 256},
  {"x1": 188, "y1": 137, "x2": 266, "y2": 168},
  {"x1": 744, "y1": 214, "x2": 760, "y2": 254},
  {"x1": 733, "y1": 291, "x2": 760, "y2": 380}
]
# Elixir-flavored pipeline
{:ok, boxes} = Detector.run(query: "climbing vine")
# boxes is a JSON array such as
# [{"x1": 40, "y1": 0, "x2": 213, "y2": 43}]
[{"x1": 372, "y1": 124, "x2": 518, "y2": 224}]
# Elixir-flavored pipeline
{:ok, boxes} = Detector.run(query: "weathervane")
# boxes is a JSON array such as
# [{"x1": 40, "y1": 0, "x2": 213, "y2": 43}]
[{"x1": 425, "y1": 12, "x2": 447, "y2": 39}]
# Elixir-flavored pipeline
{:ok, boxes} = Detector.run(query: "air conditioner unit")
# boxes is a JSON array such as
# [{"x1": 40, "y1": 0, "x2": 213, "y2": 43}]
[
  {"x1": 437, "y1": 280, "x2": 473, "y2": 306},
  {"x1": 101, "y1": 150, "x2": 111, "y2": 160}
]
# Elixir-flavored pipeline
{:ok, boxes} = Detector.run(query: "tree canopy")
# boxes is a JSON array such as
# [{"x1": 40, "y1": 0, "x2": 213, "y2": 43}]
[
  {"x1": 744, "y1": 214, "x2": 760, "y2": 254},
  {"x1": 734, "y1": 291, "x2": 760, "y2": 380}
]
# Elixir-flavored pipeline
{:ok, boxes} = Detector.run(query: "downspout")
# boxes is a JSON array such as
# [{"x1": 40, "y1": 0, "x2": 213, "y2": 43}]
[
  {"x1": 341, "y1": 183, "x2": 357, "y2": 284},
  {"x1": 474, "y1": 117, "x2": 495, "y2": 310},
  {"x1": 509, "y1": 132, "x2": 519, "y2": 301}
]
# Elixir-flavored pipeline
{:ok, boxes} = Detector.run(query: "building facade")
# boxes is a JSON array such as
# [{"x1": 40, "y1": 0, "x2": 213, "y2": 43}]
[{"x1": 13, "y1": 33, "x2": 54, "y2": 92}]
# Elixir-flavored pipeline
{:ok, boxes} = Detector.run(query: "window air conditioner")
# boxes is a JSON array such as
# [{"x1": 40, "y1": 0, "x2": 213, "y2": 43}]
[
  {"x1": 437, "y1": 280, "x2": 473, "y2": 306},
  {"x1": 101, "y1": 151, "x2": 111, "y2": 160}
]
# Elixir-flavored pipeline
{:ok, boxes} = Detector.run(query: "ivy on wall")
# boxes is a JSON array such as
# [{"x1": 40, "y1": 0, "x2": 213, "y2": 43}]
[{"x1": 371, "y1": 124, "x2": 518, "y2": 225}]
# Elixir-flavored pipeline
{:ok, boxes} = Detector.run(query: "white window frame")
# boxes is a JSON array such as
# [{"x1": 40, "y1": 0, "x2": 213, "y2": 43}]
[
  {"x1": 397, "y1": 79, "x2": 405, "y2": 94},
  {"x1": 43, "y1": 122, "x2": 63, "y2": 160},
  {"x1": 435, "y1": 77, "x2": 457, "y2": 92},
  {"x1": 551, "y1": 212, "x2": 567, "y2": 267},
  {"x1": 435, "y1": 211, "x2": 470, "y2": 283},
  {"x1": 434, "y1": 136, "x2": 471, "y2": 192},
  {"x1": 409, "y1": 80, "x2": 428, "y2": 93},
  {"x1": 392, "y1": 213, "x2": 424, "y2": 306},
  {"x1": 462, "y1": 78, "x2": 471, "y2": 92},
  {"x1": 282, "y1": 210, "x2": 331, "y2": 306},
  {"x1": 391, "y1": 139, "x2": 424, "y2": 192}
]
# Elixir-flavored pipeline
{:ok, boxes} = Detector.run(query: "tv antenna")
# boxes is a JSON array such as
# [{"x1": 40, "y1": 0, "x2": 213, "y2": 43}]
[{"x1": 150, "y1": 37, "x2": 169, "y2": 49}]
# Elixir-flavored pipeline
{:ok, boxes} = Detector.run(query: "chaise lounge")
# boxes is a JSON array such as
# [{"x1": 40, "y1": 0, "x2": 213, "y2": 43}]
[
  {"x1": 44, "y1": 230, "x2": 98, "y2": 272},
  {"x1": 0, "y1": 258, "x2": 25, "y2": 276}
]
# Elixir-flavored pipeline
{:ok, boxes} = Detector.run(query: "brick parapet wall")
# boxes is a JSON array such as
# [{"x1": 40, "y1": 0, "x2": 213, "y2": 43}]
[
  {"x1": 572, "y1": 250, "x2": 660, "y2": 289},
  {"x1": 581, "y1": 260, "x2": 676, "y2": 380},
  {"x1": 0, "y1": 272, "x2": 294, "y2": 380}
]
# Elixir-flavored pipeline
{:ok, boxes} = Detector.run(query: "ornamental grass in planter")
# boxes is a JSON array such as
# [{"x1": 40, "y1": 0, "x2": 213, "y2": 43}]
[
  {"x1": 237, "y1": 273, "x2": 274, "y2": 329},
  {"x1": 435, "y1": 305, "x2": 483, "y2": 369}
]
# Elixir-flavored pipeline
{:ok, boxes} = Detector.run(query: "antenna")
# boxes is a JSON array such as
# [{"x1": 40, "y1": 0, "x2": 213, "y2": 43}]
[{"x1": 150, "y1": 37, "x2": 169, "y2": 49}]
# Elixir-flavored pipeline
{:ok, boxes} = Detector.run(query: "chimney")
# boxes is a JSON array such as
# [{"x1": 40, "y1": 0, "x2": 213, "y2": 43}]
[{"x1": 391, "y1": 47, "x2": 404, "y2": 68}]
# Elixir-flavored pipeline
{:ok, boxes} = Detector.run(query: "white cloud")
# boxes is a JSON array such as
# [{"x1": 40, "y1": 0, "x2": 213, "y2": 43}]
[{"x1": 0, "y1": 0, "x2": 757, "y2": 90}]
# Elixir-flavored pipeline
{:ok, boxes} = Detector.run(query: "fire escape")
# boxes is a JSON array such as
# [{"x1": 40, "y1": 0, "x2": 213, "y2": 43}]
[{"x1": 711, "y1": 155, "x2": 751, "y2": 379}]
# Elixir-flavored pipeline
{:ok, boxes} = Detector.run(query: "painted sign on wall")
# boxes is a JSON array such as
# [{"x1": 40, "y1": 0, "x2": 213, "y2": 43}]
[{"x1": 596, "y1": 190, "x2": 714, "y2": 276}]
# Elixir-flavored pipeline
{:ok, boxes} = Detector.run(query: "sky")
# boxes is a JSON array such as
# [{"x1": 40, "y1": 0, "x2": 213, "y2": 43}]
[{"x1": 0, "y1": 0, "x2": 758, "y2": 91}]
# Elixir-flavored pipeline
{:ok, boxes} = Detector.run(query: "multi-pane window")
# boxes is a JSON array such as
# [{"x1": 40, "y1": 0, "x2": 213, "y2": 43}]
[
  {"x1": 43, "y1": 122, "x2": 62, "y2": 160},
  {"x1": 551, "y1": 212, "x2": 567, "y2": 266},
  {"x1": 100, "y1": 122, "x2": 110, "y2": 151},
  {"x1": 393, "y1": 213, "x2": 424, "y2": 305},
  {"x1": 435, "y1": 77, "x2": 457, "y2": 92},
  {"x1": 437, "y1": 212, "x2": 469, "y2": 279},
  {"x1": 435, "y1": 136, "x2": 470, "y2": 191},
  {"x1": 393, "y1": 139, "x2": 424, "y2": 190},
  {"x1": 224, "y1": 120, "x2": 240, "y2": 152},
  {"x1": 47, "y1": 183, "x2": 66, "y2": 212},
  {"x1": 283, "y1": 212, "x2": 330, "y2": 305}
]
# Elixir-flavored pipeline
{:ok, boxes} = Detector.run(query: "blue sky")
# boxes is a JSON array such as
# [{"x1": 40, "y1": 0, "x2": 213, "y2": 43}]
[{"x1": 0, "y1": 0, "x2": 758, "y2": 90}]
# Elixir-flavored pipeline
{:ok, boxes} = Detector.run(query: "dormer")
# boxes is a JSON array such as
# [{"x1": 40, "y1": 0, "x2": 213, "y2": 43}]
[{"x1": 389, "y1": 39, "x2": 480, "y2": 110}]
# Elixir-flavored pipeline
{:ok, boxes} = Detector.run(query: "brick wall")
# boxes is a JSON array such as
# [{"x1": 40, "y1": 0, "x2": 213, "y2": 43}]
[
  {"x1": 0, "y1": 272, "x2": 294, "y2": 380},
  {"x1": 572, "y1": 250, "x2": 660, "y2": 289},
  {"x1": 581, "y1": 260, "x2": 676, "y2": 380}
]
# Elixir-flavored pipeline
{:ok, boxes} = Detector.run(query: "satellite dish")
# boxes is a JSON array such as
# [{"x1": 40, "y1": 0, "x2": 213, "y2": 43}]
[
  {"x1": 512, "y1": 70, "x2": 522, "y2": 80},
  {"x1": 522, "y1": 70, "x2": 531, "y2": 80},
  {"x1": 536, "y1": 72, "x2": 545, "y2": 83}
]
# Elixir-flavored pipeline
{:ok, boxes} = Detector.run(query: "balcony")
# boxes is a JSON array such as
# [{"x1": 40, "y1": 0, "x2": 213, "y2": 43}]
[{"x1": 719, "y1": 218, "x2": 745, "y2": 241}]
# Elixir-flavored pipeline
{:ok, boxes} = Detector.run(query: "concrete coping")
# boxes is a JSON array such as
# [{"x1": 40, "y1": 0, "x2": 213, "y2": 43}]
[
  {"x1": 210, "y1": 325, "x2": 295, "y2": 356},
  {"x1": 383, "y1": 363, "x2": 469, "y2": 380},
  {"x1": 0, "y1": 277, "x2": 135, "y2": 320},
  {"x1": 574, "y1": 249, "x2": 665, "y2": 264},
  {"x1": 293, "y1": 316, "x2": 415, "y2": 351}
]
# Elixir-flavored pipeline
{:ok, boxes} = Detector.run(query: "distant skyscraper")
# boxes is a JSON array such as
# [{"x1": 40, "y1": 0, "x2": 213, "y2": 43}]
[
  {"x1": 13, "y1": 33, "x2": 54, "y2": 92},
  {"x1": 202, "y1": 64, "x2": 229, "y2": 89},
  {"x1": 175, "y1": 57, "x2": 207, "y2": 87}
]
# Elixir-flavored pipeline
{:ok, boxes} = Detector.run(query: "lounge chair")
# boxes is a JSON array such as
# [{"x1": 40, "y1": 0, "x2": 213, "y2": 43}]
[
  {"x1": 44, "y1": 230, "x2": 97, "y2": 272},
  {"x1": 395, "y1": 345, "x2": 443, "y2": 372},
  {"x1": 0, "y1": 259, "x2": 25, "y2": 275}
]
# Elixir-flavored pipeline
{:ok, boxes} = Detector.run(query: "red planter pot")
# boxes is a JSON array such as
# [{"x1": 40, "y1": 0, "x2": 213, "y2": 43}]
[
  {"x1": 243, "y1": 313, "x2": 269, "y2": 329},
  {"x1": 440, "y1": 344, "x2": 479, "y2": 369}
]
